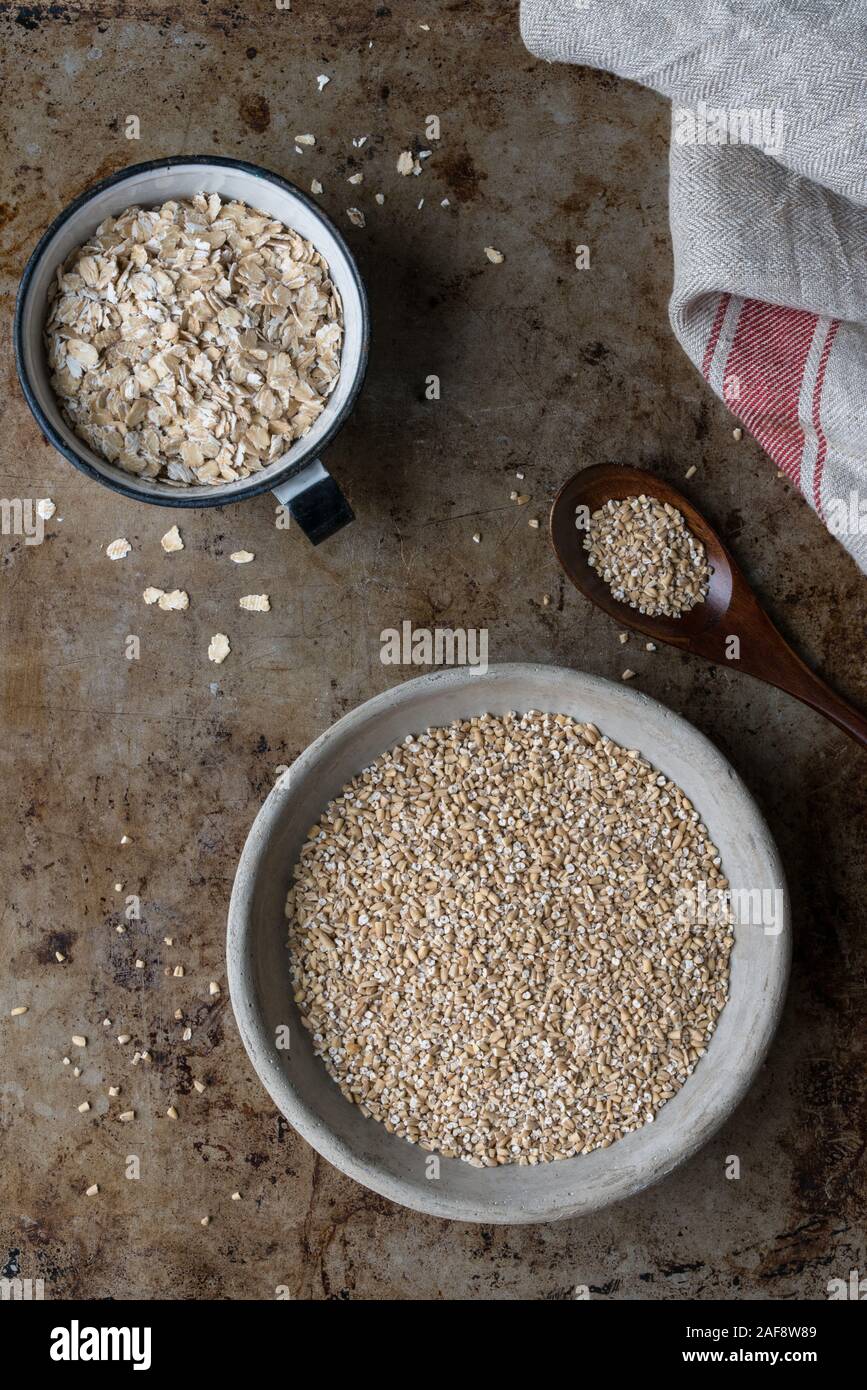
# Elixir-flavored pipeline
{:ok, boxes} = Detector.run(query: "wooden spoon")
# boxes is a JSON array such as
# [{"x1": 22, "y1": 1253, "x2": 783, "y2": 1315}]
[{"x1": 550, "y1": 464, "x2": 867, "y2": 749}]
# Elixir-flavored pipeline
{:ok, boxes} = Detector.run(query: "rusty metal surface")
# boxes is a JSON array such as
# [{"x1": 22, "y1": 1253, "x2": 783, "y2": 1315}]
[{"x1": 1, "y1": 2, "x2": 865, "y2": 1301}]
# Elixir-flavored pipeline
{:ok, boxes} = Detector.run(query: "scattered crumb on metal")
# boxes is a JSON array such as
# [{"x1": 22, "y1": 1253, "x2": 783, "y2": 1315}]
[
  {"x1": 161, "y1": 525, "x2": 184, "y2": 552},
  {"x1": 208, "y1": 633, "x2": 231, "y2": 664}
]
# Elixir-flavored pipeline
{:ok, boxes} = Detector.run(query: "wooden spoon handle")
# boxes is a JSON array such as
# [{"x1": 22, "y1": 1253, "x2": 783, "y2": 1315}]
[
  {"x1": 774, "y1": 655, "x2": 867, "y2": 748},
  {"x1": 687, "y1": 577, "x2": 867, "y2": 750},
  {"x1": 731, "y1": 607, "x2": 867, "y2": 749}
]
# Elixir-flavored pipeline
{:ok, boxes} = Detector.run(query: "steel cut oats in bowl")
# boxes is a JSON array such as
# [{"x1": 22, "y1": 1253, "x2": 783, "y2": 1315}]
[
  {"x1": 44, "y1": 193, "x2": 343, "y2": 487},
  {"x1": 286, "y1": 710, "x2": 734, "y2": 1168}
]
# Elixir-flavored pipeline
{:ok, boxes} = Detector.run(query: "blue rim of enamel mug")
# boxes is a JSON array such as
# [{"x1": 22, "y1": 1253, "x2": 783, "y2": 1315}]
[{"x1": 13, "y1": 155, "x2": 371, "y2": 509}]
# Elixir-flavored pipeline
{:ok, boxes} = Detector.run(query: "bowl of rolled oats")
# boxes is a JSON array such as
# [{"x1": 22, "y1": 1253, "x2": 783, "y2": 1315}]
[
  {"x1": 15, "y1": 157, "x2": 369, "y2": 543},
  {"x1": 227, "y1": 663, "x2": 789, "y2": 1223}
]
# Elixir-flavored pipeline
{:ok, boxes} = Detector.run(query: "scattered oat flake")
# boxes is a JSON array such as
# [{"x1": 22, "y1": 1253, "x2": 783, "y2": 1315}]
[
  {"x1": 352, "y1": 136, "x2": 369, "y2": 148},
  {"x1": 397, "y1": 150, "x2": 414, "y2": 176},
  {"x1": 316, "y1": 74, "x2": 329, "y2": 91},
  {"x1": 158, "y1": 589, "x2": 189, "y2": 611},
  {"x1": 208, "y1": 633, "x2": 231, "y2": 665},
  {"x1": 230, "y1": 550, "x2": 255, "y2": 563},
  {"x1": 231, "y1": 1191, "x2": 241, "y2": 1201},
  {"x1": 209, "y1": 981, "x2": 221, "y2": 996},
  {"x1": 646, "y1": 642, "x2": 657, "y2": 652},
  {"x1": 472, "y1": 532, "x2": 481, "y2": 544},
  {"x1": 484, "y1": 247, "x2": 504, "y2": 264},
  {"x1": 78, "y1": 1101, "x2": 90, "y2": 1114},
  {"x1": 375, "y1": 192, "x2": 385, "y2": 205},
  {"x1": 295, "y1": 133, "x2": 315, "y2": 146},
  {"x1": 108, "y1": 1086, "x2": 119, "y2": 1097},
  {"x1": 622, "y1": 669, "x2": 637, "y2": 681},
  {"x1": 684, "y1": 465, "x2": 697, "y2": 480},
  {"x1": 346, "y1": 207, "x2": 365, "y2": 228},
  {"x1": 119, "y1": 1110, "x2": 135, "y2": 1122},
  {"x1": 348, "y1": 172, "x2": 363, "y2": 185},
  {"x1": 733, "y1": 427, "x2": 743, "y2": 441},
  {"x1": 142, "y1": 587, "x2": 163, "y2": 605},
  {"x1": 10, "y1": 1006, "x2": 28, "y2": 1017},
  {"x1": 85, "y1": 1184, "x2": 99, "y2": 1197},
  {"x1": 161, "y1": 524, "x2": 184, "y2": 552},
  {"x1": 166, "y1": 1105, "x2": 179, "y2": 1120},
  {"x1": 201, "y1": 1216, "x2": 211, "y2": 1226},
  {"x1": 120, "y1": 834, "x2": 132, "y2": 845},
  {"x1": 619, "y1": 632, "x2": 629, "y2": 644},
  {"x1": 106, "y1": 538, "x2": 131, "y2": 560},
  {"x1": 55, "y1": 951, "x2": 65, "y2": 963},
  {"x1": 311, "y1": 179, "x2": 323, "y2": 195},
  {"x1": 528, "y1": 518, "x2": 540, "y2": 529},
  {"x1": 239, "y1": 594, "x2": 270, "y2": 612},
  {"x1": 193, "y1": 1079, "x2": 206, "y2": 1094},
  {"x1": 37, "y1": 498, "x2": 56, "y2": 520},
  {"x1": 72, "y1": 1035, "x2": 87, "y2": 1047}
]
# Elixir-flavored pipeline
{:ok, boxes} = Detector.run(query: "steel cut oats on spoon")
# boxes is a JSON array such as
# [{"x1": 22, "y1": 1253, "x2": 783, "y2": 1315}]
[{"x1": 584, "y1": 494, "x2": 711, "y2": 618}]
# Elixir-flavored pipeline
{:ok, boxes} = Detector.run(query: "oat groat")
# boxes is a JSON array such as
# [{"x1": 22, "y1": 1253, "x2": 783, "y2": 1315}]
[
  {"x1": 584, "y1": 495, "x2": 711, "y2": 618},
  {"x1": 287, "y1": 711, "x2": 733, "y2": 1167}
]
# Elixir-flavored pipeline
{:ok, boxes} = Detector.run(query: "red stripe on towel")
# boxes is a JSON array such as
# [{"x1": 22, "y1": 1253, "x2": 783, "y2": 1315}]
[{"x1": 720, "y1": 301, "x2": 818, "y2": 481}]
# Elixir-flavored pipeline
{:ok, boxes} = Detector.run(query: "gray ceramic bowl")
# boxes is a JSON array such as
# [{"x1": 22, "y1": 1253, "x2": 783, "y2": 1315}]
[
  {"x1": 14, "y1": 157, "x2": 369, "y2": 544},
  {"x1": 228, "y1": 664, "x2": 789, "y2": 1223}
]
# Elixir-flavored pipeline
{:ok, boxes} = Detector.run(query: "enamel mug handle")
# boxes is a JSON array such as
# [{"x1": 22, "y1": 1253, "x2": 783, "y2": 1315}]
[{"x1": 272, "y1": 459, "x2": 354, "y2": 545}]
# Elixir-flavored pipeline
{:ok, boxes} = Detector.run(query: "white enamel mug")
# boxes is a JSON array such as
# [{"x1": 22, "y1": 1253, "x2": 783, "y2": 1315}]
[{"x1": 14, "y1": 156, "x2": 369, "y2": 544}]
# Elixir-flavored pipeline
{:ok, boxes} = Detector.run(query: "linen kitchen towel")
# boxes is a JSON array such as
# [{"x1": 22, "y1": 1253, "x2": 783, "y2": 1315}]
[{"x1": 520, "y1": 0, "x2": 867, "y2": 572}]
